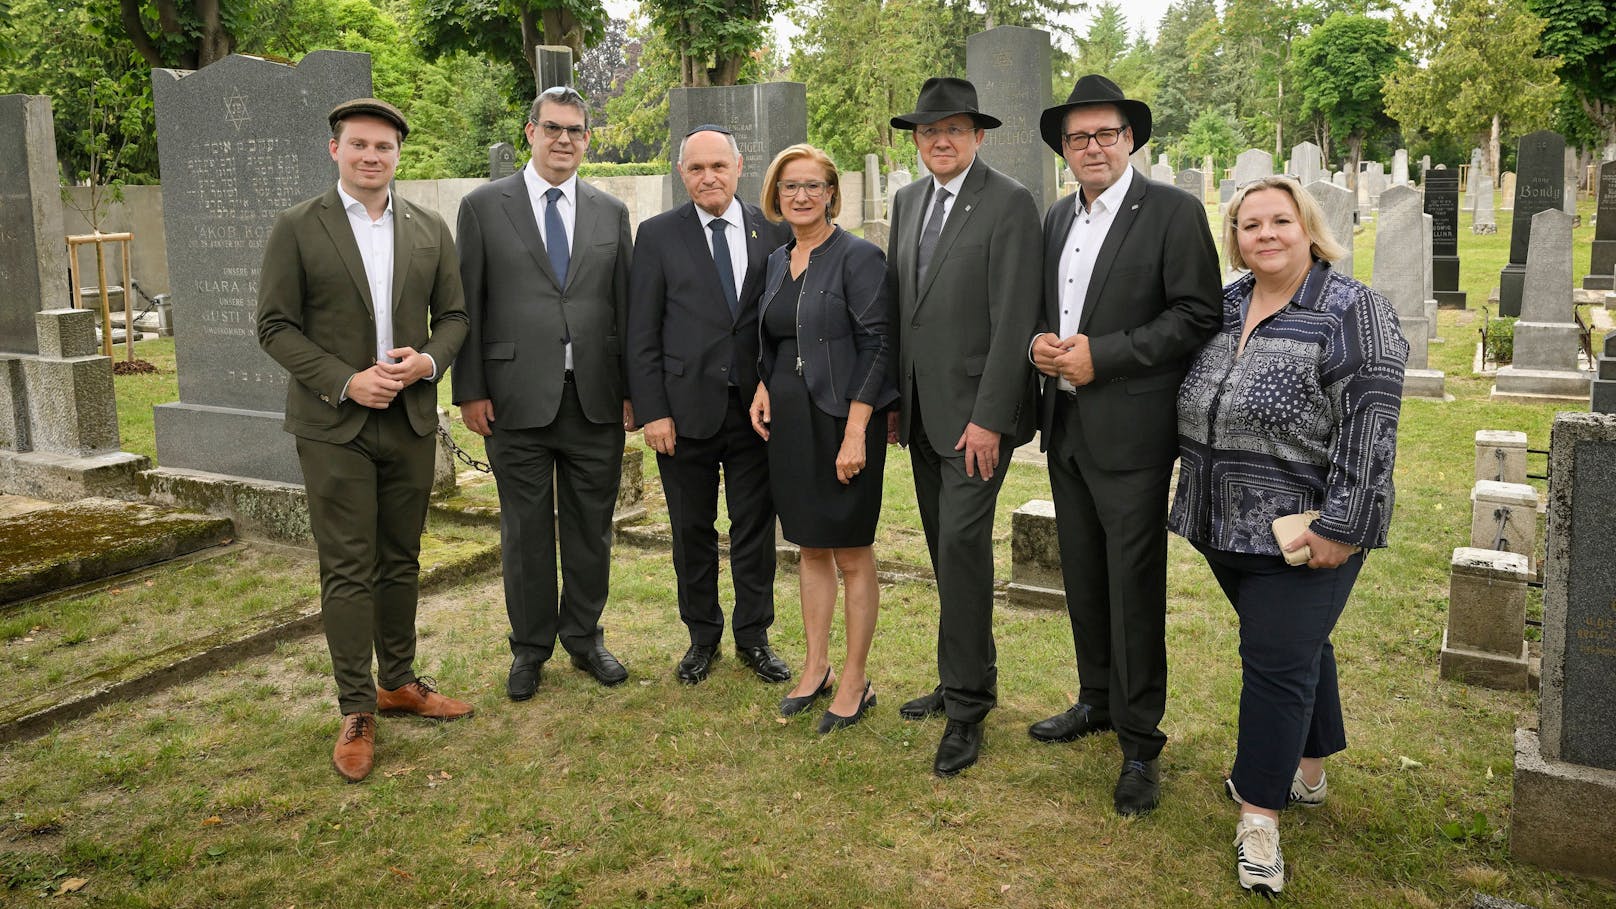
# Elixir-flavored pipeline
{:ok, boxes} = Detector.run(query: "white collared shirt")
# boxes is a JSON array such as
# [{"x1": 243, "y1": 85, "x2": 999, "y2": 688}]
[
  {"x1": 1054, "y1": 166, "x2": 1134, "y2": 391},
  {"x1": 695, "y1": 197, "x2": 748, "y2": 301},
  {"x1": 922, "y1": 159, "x2": 975, "y2": 238},
  {"x1": 523, "y1": 162, "x2": 579, "y2": 368},
  {"x1": 337, "y1": 181, "x2": 396, "y2": 365}
]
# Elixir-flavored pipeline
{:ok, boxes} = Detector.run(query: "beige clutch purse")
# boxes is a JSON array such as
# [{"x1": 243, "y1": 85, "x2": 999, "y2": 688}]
[{"x1": 1272, "y1": 511, "x2": 1322, "y2": 566}]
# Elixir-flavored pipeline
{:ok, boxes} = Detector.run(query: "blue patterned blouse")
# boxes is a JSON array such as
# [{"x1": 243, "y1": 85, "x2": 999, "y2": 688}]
[{"x1": 1167, "y1": 260, "x2": 1408, "y2": 555}]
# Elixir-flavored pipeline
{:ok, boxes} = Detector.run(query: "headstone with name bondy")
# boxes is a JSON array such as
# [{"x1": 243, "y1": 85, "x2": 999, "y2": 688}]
[
  {"x1": 1304, "y1": 179, "x2": 1354, "y2": 278},
  {"x1": 1494, "y1": 208, "x2": 1590, "y2": 400},
  {"x1": 1175, "y1": 169, "x2": 1203, "y2": 201},
  {"x1": 1510, "y1": 410, "x2": 1616, "y2": 880},
  {"x1": 1498, "y1": 130, "x2": 1566, "y2": 317},
  {"x1": 1423, "y1": 169, "x2": 1465, "y2": 308},
  {"x1": 1291, "y1": 141, "x2": 1322, "y2": 188},
  {"x1": 1372, "y1": 184, "x2": 1443, "y2": 396},
  {"x1": 0, "y1": 95, "x2": 70, "y2": 355},
  {"x1": 1581, "y1": 160, "x2": 1616, "y2": 290},
  {"x1": 150, "y1": 51, "x2": 371, "y2": 485},
  {"x1": 669, "y1": 83, "x2": 806, "y2": 214},
  {"x1": 1234, "y1": 149, "x2": 1272, "y2": 187},
  {"x1": 968, "y1": 26, "x2": 1055, "y2": 211},
  {"x1": 488, "y1": 141, "x2": 516, "y2": 180}
]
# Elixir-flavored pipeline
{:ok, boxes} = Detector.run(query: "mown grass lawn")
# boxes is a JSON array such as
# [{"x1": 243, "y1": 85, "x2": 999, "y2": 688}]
[{"x1": 3, "y1": 192, "x2": 1610, "y2": 906}]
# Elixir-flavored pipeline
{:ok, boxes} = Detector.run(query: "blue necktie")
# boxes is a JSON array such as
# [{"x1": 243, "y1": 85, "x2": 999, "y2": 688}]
[
  {"x1": 709, "y1": 219, "x2": 739, "y2": 318},
  {"x1": 544, "y1": 187, "x2": 569, "y2": 288}
]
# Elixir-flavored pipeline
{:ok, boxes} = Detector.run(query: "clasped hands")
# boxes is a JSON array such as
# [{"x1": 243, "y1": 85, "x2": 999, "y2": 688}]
[
  {"x1": 1031, "y1": 332, "x2": 1095, "y2": 386},
  {"x1": 346, "y1": 347, "x2": 433, "y2": 409}
]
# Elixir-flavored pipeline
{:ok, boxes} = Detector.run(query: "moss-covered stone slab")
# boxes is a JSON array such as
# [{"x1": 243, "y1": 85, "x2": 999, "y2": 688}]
[{"x1": 0, "y1": 497, "x2": 234, "y2": 605}]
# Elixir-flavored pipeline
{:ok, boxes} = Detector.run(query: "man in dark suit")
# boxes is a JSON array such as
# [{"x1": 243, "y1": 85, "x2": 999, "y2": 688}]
[
  {"x1": 452, "y1": 86, "x2": 634, "y2": 701},
  {"x1": 258, "y1": 98, "x2": 472, "y2": 783},
  {"x1": 1027, "y1": 75, "x2": 1221, "y2": 815},
  {"x1": 627, "y1": 125, "x2": 792, "y2": 685},
  {"x1": 885, "y1": 78, "x2": 1042, "y2": 777}
]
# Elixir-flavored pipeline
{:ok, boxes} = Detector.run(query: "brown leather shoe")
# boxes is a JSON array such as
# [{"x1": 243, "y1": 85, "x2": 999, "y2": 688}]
[
  {"x1": 376, "y1": 676, "x2": 474, "y2": 721},
  {"x1": 332, "y1": 712, "x2": 375, "y2": 783}
]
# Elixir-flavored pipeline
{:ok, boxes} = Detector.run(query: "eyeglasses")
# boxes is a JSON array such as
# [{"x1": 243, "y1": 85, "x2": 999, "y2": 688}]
[
  {"x1": 916, "y1": 125, "x2": 976, "y2": 141},
  {"x1": 1062, "y1": 126, "x2": 1128, "y2": 150},
  {"x1": 779, "y1": 180, "x2": 830, "y2": 198},
  {"x1": 533, "y1": 120, "x2": 587, "y2": 141}
]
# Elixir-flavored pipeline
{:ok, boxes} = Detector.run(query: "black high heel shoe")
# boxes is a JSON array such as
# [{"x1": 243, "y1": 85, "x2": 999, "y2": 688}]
[
  {"x1": 779, "y1": 668, "x2": 833, "y2": 717},
  {"x1": 817, "y1": 681, "x2": 876, "y2": 734}
]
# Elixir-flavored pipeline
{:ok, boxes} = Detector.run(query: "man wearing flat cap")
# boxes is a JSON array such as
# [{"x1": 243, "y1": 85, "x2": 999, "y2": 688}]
[
  {"x1": 1026, "y1": 74, "x2": 1220, "y2": 814},
  {"x1": 259, "y1": 97, "x2": 472, "y2": 783},
  {"x1": 885, "y1": 77, "x2": 1041, "y2": 777}
]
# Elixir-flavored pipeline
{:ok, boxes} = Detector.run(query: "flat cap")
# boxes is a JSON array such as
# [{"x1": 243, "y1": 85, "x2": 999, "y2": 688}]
[{"x1": 328, "y1": 97, "x2": 409, "y2": 141}]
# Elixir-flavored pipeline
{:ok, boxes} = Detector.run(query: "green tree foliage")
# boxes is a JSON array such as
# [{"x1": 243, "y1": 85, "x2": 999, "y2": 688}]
[
  {"x1": 1525, "y1": 0, "x2": 1616, "y2": 150},
  {"x1": 116, "y1": 0, "x2": 247, "y2": 68},
  {"x1": 1383, "y1": 0, "x2": 1560, "y2": 158},
  {"x1": 1147, "y1": 0, "x2": 1227, "y2": 144},
  {"x1": 1289, "y1": 12, "x2": 1401, "y2": 170},
  {"x1": 644, "y1": 0, "x2": 791, "y2": 86},
  {"x1": 1174, "y1": 106, "x2": 1242, "y2": 172},
  {"x1": 596, "y1": 19, "x2": 681, "y2": 161},
  {"x1": 411, "y1": 0, "x2": 607, "y2": 95}
]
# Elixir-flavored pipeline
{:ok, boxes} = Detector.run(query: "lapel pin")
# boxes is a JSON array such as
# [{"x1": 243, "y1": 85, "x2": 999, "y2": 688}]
[
  {"x1": 751, "y1": 229, "x2": 758, "y2": 239},
  {"x1": 1131, "y1": 204, "x2": 1139, "y2": 211},
  {"x1": 965, "y1": 204, "x2": 973, "y2": 212}
]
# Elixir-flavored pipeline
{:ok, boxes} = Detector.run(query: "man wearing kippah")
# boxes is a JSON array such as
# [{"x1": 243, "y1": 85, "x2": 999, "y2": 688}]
[{"x1": 258, "y1": 98, "x2": 472, "y2": 783}]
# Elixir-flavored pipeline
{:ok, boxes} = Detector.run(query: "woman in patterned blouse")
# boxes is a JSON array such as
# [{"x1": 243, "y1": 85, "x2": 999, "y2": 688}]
[{"x1": 1167, "y1": 175, "x2": 1407, "y2": 897}]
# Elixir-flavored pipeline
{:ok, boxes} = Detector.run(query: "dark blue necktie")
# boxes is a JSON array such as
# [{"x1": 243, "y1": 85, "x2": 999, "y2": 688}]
[
  {"x1": 544, "y1": 187, "x2": 569, "y2": 288},
  {"x1": 709, "y1": 219, "x2": 739, "y2": 318}
]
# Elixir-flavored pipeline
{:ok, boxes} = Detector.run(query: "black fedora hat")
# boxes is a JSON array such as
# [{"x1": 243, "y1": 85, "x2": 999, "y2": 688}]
[
  {"x1": 1038, "y1": 74, "x2": 1150, "y2": 155},
  {"x1": 891, "y1": 77, "x2": 1002, "y2": 131}
]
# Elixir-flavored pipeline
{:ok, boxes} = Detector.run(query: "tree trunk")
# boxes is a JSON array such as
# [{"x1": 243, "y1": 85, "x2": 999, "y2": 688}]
[
  {"x1": 520, "y1": 7, "x2": 540, "y2": 78},
  {"x1": 710, "y1": 53, "x2": 743, "y2": 87},
  {"x1": 1273, "y1": 75, "x2": 1284, "y2": 161},
  {"x1": 194, "y1": 0, "x2": 233, "y2": 67},
  {"x1": 119, "y1": 0, "x2": 166, "y2": 67}
]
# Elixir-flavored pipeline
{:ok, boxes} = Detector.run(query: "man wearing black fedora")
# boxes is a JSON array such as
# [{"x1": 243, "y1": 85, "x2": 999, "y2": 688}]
[
  {"x1": 1026, "y1": 74, "x2": 1220, "y2": 814},
  {"x1": 885, "y1": 77, "x2": 1041, "y2": 777}
]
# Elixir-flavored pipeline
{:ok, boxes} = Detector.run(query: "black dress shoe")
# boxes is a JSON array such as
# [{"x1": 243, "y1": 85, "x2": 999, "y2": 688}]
[
  {"x1": 1028, "y1": 703, "x2": 1113, "y2": 743},
  {"x1": 736, "y1": 644, "x2": 792, "y2": 683},
  {"x1": 899, "y1": 685, "x2": 945, "y2": 720},
  {"x1": 507, "y1": 659, "x2": 542, "y2": 701},
  {"x1": 1114, "y1": 758, "x2": 1161, "y2": 816},
  {"x1": 817, "y1": 681, "x2": 876, "y2": 734},
  {"x1": 780, "y1": 668, "x2": 834, "y2": 717},
  {"x1": 569, "y1": 636, "x2": 628, "y2": 686},
  {"x1": 677, "y1": 643, "x2": 717, "y2": 684},
  {"x1": 933, "y1": 719, "x2": 983, "y2": 777}
]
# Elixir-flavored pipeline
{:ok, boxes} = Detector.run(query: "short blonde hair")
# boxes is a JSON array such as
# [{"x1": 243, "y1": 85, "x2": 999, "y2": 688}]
[
  {"x1": 759, "y1": 143, "x2": 841, "y2": 223},
  {"x1": 1223, "y1": 175, "x2": 1346, "y2": 271}
]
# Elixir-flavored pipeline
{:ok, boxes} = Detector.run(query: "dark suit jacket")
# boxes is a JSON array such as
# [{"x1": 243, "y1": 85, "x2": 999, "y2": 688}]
[
  {"x1": 450, "y1": 172, "x2": 632, "y2": 427},
  {"x1": 885, "y1": 161, "x2": 1042, "y2": 455},
  {"x1": 1034, "y1": 167, "x2": 1221, "y2": 471},
  {"x1": 626, "y1": 201, "x2": 789, "y2": 439},
  {"x1": 258, "y1": 187, "x2": 468, "y2": 444}
]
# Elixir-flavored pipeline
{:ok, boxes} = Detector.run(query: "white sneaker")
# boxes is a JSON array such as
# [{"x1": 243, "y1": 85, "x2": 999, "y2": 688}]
[
  {"x1": 1235, "y1": 813, "x2": 1285, "y2": 895},
  {"x1": 1290, "y1": 768, "x2": 1326, "y2": 807}
]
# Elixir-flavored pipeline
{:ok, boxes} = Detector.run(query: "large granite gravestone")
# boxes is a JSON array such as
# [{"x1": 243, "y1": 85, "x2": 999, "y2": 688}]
[
  {"x1": 489, "y1": 141, "x2": 516, "y2": 180},
  {"x1": 535, "y1": 45, "x2": 573, "y2": 91},
  {"x1": 1423, "y1": 170, "x2": 1465, "y2": 308},
  {"x1": 1373, "y1": 185, "x2": 1443, "y2": 396},
  {"x1": 1511, "y1": 410, "x2": 1616, "y2": 881},
  {"x1": 1233, "y1": 149, "x2": 1271, "y2": 187},
  {"x1": 668, "y1": 83, "x2": 807, "y2": 213},
  {"x1": 1290, "y1": 141, "x2": 1322, "y2": 188},
  {"x1": 967, "y1": 26, "x2": 1055, "y2": 211},
  {"x1": 1592, "y1": 331, "x2": 1616, "y2": 414},
  {"x1": 0, "y1": 95, "x2": 70, "y2": 355},
  {"x1": 1175, "y1": 168, "x2": 1203, "y2": 201},
  {"x1": 1498, "y1": 130, "x2": 1566, "y2": 317},
  {"x1": 1305, "y1": 179, "x2": 1354, "y2": 278},
  {"x1": 151, "y1": 51, "x2": 371, "y2": 484},
  {"x1": 1471, "y1": 157, "x2": 1497, "y2": 234},
  {"x1": 1582, "y1": 160, "x2": 1616, "y2": 290},
  {"x1": 1391, "y1": 148, "x2": 1409, "y2": 185},
  {"x1": 1494, "y1": 208, "x2": 1590, "y2": 400}
]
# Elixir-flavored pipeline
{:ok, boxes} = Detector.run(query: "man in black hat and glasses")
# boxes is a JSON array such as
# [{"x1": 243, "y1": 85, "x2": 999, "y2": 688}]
[
  {"x1": 1025, "y1": 74, "x2": 1220, "y2": 814},
  {"x1": 886, "y1": 77, "x2": 1041, "y2": 777}
]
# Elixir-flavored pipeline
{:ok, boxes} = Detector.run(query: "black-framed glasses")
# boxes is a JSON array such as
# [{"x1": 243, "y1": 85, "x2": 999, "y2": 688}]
[
  {"x1": 1062, "y1": 126, "x2": 1128, "y2": 150},
  {"x1": 779, "y1": 180, "x2": 830, "y2": 198},
  {"x1": 916, "y1": 125, "x2": 976, "y2": 141},
  {"x1": 532, "y1": 120, "x2": 587, "y2": 141}
]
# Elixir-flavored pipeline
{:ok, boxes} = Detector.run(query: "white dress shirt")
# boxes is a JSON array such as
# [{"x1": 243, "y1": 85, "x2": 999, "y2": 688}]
[
  {"x1": 921, "y1": 159, "x2": 975, "y2": 239},
  {"x1": 695, "y1": 197, "x2": 748, "y2": 301},
  {"x1": 1052, "y1": 166, "x2": 1134, "y2": 391},
  {"x1": 335, "y1": 183, "x2": 438, "y2": 399},
  {"x1": 524, "y1": 162, "x2": 579, "y2": 369}
]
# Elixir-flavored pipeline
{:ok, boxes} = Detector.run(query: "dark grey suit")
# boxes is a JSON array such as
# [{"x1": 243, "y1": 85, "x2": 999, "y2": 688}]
[
  {"x1": 886, "y1": 161, "x2": 1041, "y2": 723},
  {"x1": 1035, "y1": 167, "x2": 1220, "y2": 760},
  {"x1": 451, "y1": 170, "x2": 632, "y2": 665}
]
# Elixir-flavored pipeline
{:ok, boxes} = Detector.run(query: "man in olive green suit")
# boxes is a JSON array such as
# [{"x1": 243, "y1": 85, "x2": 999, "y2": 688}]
[{"x1": 258, "y1": 99, "x2": 472, "y2": 783}]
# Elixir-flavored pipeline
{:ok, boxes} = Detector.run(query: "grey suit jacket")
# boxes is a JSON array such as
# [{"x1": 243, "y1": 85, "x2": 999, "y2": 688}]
[
  {"x1": 885, "y1": 161, "x2": 1042, "y2": 455},
  {"x1": 258, "y1": 187, "x2": 468, "y2": 445},
  {"x1": 450, "y1": 171, "x2": 633, "y2": 428},
  {"x1": 1034, "y1": 167, "x2": 1220, "y2": 470}
]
